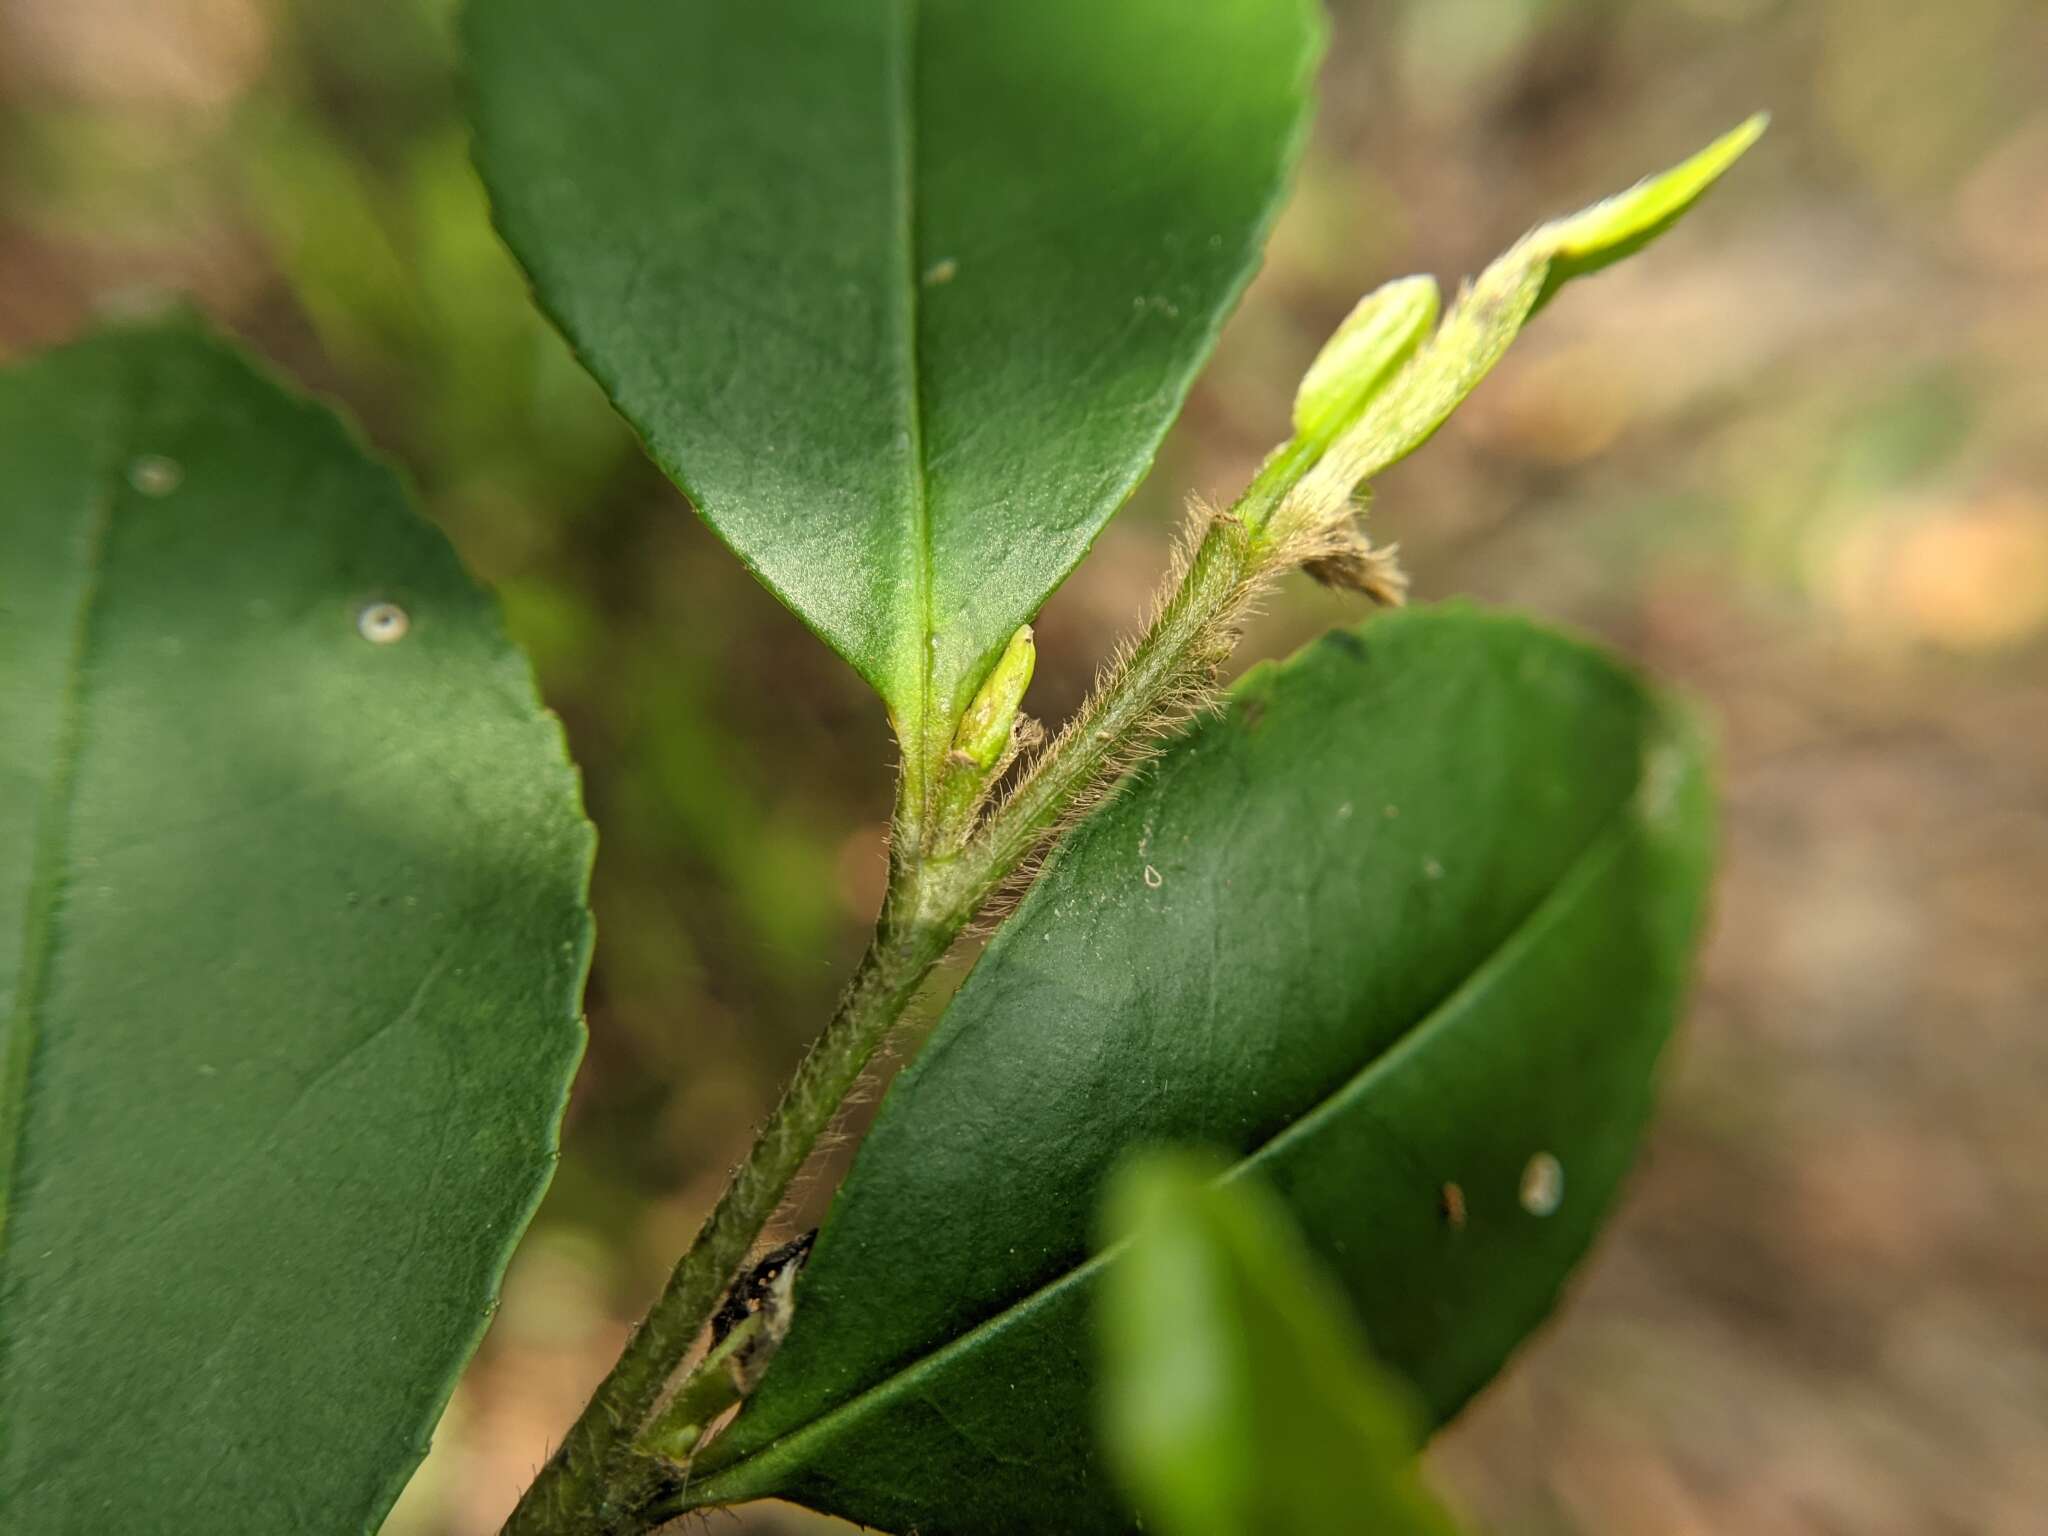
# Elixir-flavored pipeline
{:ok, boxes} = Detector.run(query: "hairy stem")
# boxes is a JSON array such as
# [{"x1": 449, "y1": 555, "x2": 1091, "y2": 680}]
[
  {"x1": 505, "y1": 435, "x2": 1346, "y2": 1536},
  {"x1": 499, "y1": 116, "x2": 1767, "y2": 1533},
  {"x1": 500, "y1": 798, "x2": 954, "y2": 1535},
  {"x1": 943, "y1": 436, "x2": 1323, "y2": 910}
]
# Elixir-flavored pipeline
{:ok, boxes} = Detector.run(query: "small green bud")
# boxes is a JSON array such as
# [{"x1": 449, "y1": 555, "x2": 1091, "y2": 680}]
[
  {"x1": 951, "y1": 624, "x2": 1036, "y2": 771},
  {"x1": 1291, "y1": 275, "x2": 1439, "y2": 441}
]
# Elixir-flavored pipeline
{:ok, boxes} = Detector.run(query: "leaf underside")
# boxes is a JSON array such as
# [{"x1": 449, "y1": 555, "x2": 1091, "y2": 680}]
[
  {"x1": 464, "y1": 0, "x2": 1321, "y2": 736},
  {"x1": 0, "y1": 323, "x2": 594, "y2": 1533},
  {"x1": 685, "y1": 606, "x2": 1714, "y2": 1533}
]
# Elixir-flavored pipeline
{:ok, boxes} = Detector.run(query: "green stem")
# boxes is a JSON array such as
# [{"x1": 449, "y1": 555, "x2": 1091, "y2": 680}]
[
  {"x1": 499, "y1": 786, "x2": 955, "y2": 1536},
  {"x1": 638, "y1": 1313, "x2": 761, "y2": 1462},
  {"x1": 942, "y1": 437, "x2": 1311, "y2": 912},
  {"x1": 504, "y1": 430, "x2": 1337, "y2": 1536}
]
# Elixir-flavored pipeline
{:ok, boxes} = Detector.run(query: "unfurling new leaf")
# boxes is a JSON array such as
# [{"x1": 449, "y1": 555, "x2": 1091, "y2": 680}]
[
  {"x1": 934, "y1": 623, "x2": 1039, "y2": 845},
  {"x1": 1265, "y1": 114, "x2": 1767, "y2": 563}
]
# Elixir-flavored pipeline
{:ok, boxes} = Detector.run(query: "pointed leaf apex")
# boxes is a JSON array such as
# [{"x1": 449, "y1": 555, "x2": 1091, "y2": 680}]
[{"x1": 1533, "y1": 112, "x2": 1768, "y2": 311}]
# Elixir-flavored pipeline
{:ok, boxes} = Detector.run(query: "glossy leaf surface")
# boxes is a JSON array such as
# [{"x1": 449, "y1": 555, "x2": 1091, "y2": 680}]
[
  {"x1": 465, "y1": 0, "x2": 1320, "y2": 738},
  {"x1": 0, "y1": 324, "x2": 594, "y2": 1532},
  {"x1": 686, "y1": 606, "x2": 1714, "y2": 1532}
]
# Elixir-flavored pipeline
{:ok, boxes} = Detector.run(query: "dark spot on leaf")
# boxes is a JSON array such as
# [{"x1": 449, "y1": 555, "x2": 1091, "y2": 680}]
[
  {"x1": 1439, "y1": 1182, "x2": 1467, "y2": 1231},
  {"x1": 1321, "y1": 627, "x2": 1368, "y2": 660}
]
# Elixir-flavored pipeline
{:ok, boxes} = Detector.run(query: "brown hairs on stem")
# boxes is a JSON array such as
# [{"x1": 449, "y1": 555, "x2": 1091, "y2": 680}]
[{"x1": 970, "y1": 489, "x2": 1403, "y2": 929}]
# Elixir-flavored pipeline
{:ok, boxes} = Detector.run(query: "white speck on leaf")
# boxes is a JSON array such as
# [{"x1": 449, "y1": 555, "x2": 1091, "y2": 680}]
[
  {"x1": 1142, "y1": 864, "x2": 1163, "y2": 889},
  {"x1": 1639, "y1": 740, "x2": 1685, "y2": 819},
  {"x1": 1520, "y1": 1153, "x2": 1564, "y2": 1216},
  {"x1": 129, "y1": 455, "x2": 181, "y2": 496},
  {"x1": 358, "y1": 602, "x2": 410, "y2": 644},
  {"x1": 922, "y1": 257, "x2": 958, "y2": 285},
  {"x1": 1423, "y1": 857, "x2": 1444, "y2": 880}
]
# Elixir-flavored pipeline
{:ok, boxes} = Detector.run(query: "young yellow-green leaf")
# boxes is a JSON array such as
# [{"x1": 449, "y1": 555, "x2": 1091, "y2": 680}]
[
  {"x1": 464, "y1": 0, "x2": 1321, "y2": 746},
  {"x1": 1101, "y1": 1153, "x2": 1462, "y2": 1536},
  {"x1": 935, "y1": 622, "x2": 1038, "y2": 838},
  {"x1": 0, "y1": 322, "x2": 594, "y2": 1531},
  {"x1": 1534, "y1": 112, "x2": 1769, "y2": 312},
  {"x1": 951, "y1": 624, "x2": 1037, "y2": 774},
  {"x1": 676, "y1": 607, "x2": 1714, "y2": 1533},
  {"x1": 1290, "y1": 275, "x2": 1439, "y2": 441},
  {"x1": 1273, "y1": 116, "x2": 1764, "y2": 541}
]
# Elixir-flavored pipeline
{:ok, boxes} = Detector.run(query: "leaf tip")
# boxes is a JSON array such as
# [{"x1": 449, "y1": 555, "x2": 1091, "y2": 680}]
[{"x1": 1533, "y1": 111, "x2": 1769, "y2": 311}]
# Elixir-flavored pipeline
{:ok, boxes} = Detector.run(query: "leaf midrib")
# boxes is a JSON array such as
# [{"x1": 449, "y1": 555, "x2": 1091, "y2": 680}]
[
  {"x1": 891, "y1": 0, "x2": 936, "y2": 762},
  {"x1": 682, "y1": 780, "x2": 1654, "y2": 1507},
  {"x1": 0, "y1": 353, "x2": 137, "y2": 1256}
]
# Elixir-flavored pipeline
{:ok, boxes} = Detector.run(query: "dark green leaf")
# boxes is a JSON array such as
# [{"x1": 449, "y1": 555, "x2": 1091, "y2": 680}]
[
  {"x1": 0, "y1": 323, "x2": 594, "y2": 1532},
  {"x1": 1100, "y1": 1152, "x2": 1460, "y2": 1536},
  {"x1": 683, "y1": 606, "x2": 1713, "y2": 1532},
  {"x1": 464, "y1": 0, "x2": 1320, "y2": 743}
]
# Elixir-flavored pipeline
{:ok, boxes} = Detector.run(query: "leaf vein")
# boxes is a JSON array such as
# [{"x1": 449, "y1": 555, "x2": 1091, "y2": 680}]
[
  {"x1": 0, "y1": 353, "x2": 140, "y2": 1257},
  {"x1": 893, "y1": 0, "x2": 935, "y2": 757},
  {"x1": 686, "y1": 789, "x2": 1649, "y2": 1504}
]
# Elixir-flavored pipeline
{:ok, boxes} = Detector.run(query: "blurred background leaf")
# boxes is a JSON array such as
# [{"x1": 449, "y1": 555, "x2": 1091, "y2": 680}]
[
  {"x1": 1099, "y1": 1151, "x2": 1462, "y2": 1536},
  {"x1": 2, "y1": 0, "x2": 2042, "y2": 1530}
]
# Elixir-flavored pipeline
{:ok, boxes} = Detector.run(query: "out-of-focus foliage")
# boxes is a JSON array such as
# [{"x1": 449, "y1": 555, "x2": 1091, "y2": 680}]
[
  {"x1": 1099, "y1": 1153, "x2": 1460, "y2": 1536},
  {"x1": 3, "y1": 0, "x2": 2042, "y2": 1531}
]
